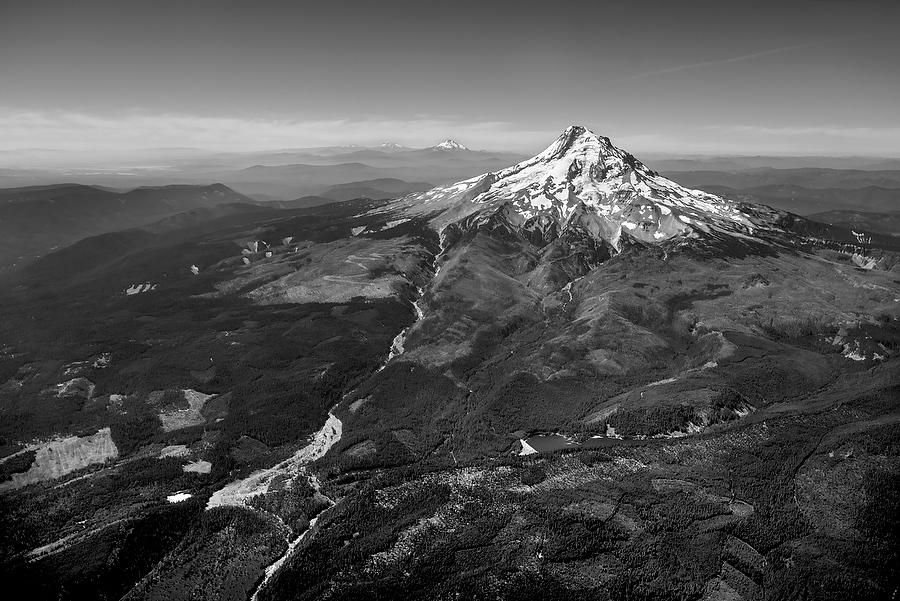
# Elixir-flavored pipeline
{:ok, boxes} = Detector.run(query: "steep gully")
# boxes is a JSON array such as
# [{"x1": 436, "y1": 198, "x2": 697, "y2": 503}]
[{"x1": 242, "y1": 229, "x2": 447, "y2": 601}]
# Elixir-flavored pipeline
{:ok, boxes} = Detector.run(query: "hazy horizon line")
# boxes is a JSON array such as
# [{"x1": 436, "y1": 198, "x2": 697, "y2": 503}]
[
  {"x1": 3, "y1": 145, "x2": 900, "y2": 161},
  {"x1": 2, "y1": 109, "x2": 900, "y2": 161}
]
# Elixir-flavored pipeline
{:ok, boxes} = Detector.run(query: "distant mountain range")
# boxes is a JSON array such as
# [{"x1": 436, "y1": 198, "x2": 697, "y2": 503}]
[
  {"x1": 694, "y1": 184, "x2": 900, "y2": 215},
  {"x1": 645, "y1": 155, "x2": 900, "y2": 172},
  {"x1": 0, "y1": 141, "x2": 528, "y2": 201},
  {"x1": 663, "y1": 168, "x2": 900, "y2": 190},
  {"x1": 807, "y1": 209, "x2": 900, "y2": 237},
  {"x1": 318, "y1": 178, "x2": 433, "y2": 202},
  {"x1": 0, "y1": 183, "x2": 254, "y2": 271},
  {"x1": 4, "y1": 142, "x2": 899, "y2": 212},
  {"x1": 0, "y1": 176, "x2": 441, "y2": 271}
]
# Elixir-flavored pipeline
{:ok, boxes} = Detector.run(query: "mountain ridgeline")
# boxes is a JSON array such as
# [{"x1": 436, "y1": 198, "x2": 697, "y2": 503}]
[{"x1": 0, "y1": 183, "x2": 255, "y2": 271}]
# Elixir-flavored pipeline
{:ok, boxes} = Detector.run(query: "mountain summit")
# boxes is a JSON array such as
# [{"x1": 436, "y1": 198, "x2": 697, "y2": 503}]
[
  {"x1": 378, "y1": 142, "x2": 407, "y2": 151},
  {"x1": 432, "y1": 139, "x2": 469, "y2": 151},
  {"x1": 395, "y1": 126, "x2": 760, "y2": 250}
]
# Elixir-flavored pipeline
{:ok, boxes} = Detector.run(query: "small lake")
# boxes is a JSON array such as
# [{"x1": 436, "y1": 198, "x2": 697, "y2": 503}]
[
  {"x1": 521, "y1": 433, "x2": 629, "y2": 455},
  {"x1": 522, "y1": 434, "x2": 578, "y2": 454}
]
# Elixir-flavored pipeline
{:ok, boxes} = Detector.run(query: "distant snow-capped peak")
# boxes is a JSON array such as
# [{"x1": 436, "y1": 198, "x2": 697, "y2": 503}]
[
  {"x1": 379, "y1": 142, "x2": 406, "y2": 151},
  {"x1": 394, "y1": 125, "x2": 761, "y2": 249},
  {"x1": 432, "y1": 139, "x2": 469, "y2": 151}
]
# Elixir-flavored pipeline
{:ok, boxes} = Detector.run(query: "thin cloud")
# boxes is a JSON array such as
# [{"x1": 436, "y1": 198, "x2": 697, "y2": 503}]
[
  {"x1": 621, "y1": 37, "x2": 858, "y2": 81},
  {"x1": 700, "y1": 124, "x2": 900, "y2": 155},
  {"x1": 2, "y1": 109, "x2": 898, "y2": 166},
  {"x1": 709, "y1": 124, "x2": 900, "y2": 140},
  {"x1": 0, "y1": 108, "x2": 556, "y2": 157}
]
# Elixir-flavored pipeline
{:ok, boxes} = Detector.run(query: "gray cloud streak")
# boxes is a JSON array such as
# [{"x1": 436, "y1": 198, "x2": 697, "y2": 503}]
[{"x1": 621, "y1": 37, "x2": 860, "y2": 81}]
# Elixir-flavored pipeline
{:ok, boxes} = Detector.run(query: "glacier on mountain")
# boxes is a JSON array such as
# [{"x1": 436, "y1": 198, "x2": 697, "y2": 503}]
[{"x1": 391, "y1": 126, "x2": 765, "y2": 251}]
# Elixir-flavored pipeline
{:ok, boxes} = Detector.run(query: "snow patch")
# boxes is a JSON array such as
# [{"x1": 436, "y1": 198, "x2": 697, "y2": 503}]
[
  {"x1": 851, "y1": 253, "x2": 877, "y2": 270},
  {"x1": 433, "y1": 139, "x2": 469, "y2": 151},
  {"x1": 518, "y1": 439, "x2": 538, "y2": 456},
  {"x1": 125, "y1": 282, "x2": 157, "y2": 295}
]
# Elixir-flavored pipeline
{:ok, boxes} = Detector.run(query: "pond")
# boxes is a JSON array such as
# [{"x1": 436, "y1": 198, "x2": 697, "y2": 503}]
[{"x1": 520, "y1": 434, "x2": 577, "y2": 455}]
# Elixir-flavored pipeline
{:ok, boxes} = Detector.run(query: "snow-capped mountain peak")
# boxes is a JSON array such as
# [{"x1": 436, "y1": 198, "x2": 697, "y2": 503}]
[
  {"x1": 379, "y1": 142, "x2": 406, "y2": 151},
  {"x1": 432, "y1": 139, "x2": 469, "y2": 151},
  {"x1": 393, "y1": 125, "x2": 760, "y2": 250}
]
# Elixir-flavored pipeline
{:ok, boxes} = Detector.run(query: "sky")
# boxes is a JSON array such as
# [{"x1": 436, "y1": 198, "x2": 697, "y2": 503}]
[{"x1": 1, "y1": 0, "x2": 899, "y2": 159}]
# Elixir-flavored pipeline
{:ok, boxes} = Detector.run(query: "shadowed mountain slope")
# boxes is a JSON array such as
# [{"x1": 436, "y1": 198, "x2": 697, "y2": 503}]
[{"x1": 0, "y1": 183, "x2": 254, "y2": 271}]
